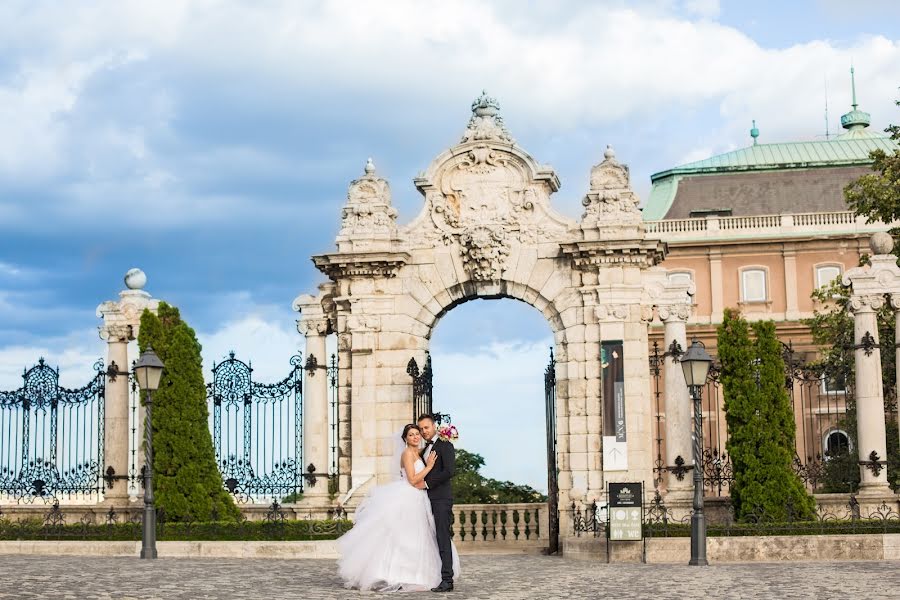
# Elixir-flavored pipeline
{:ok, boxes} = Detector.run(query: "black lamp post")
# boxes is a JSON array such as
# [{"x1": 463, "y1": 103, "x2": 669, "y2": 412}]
[
  {"x1": 133, "y1": 347, "x2": 165, "y2": 560},
  {"x1": 680, "y1": 339, "x2": 712, "y2": 567}
]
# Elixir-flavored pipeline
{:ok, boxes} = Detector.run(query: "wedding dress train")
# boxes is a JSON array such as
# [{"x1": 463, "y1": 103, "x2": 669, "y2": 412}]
[{"x1": 337, "y1": 459, "x2": 461, "y2": 592}]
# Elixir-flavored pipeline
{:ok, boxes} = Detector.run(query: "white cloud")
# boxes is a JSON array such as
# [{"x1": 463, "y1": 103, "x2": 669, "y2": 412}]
[
  {"x1": 0, "y1": 330, "x2": 104, "y2": 389},
  {"x1": 683, "y1": 0, "x2": 720, "y2": 19}
]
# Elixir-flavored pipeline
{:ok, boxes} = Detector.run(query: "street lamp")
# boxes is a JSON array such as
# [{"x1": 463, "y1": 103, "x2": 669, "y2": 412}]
[
  {"x1": 680, "y1": 339, "x2": 712, "y2": 567},
  {"x1": 134, "y1": 347, "x2": 165, "y2": 560}
]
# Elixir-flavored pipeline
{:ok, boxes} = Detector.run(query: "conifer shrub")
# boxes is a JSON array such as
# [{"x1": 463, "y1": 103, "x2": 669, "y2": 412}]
[
  {"x1": 718, "y1": 309, "x2": 816, "y2": 521},
  {"x1": 138, "y1": 302, "x2": 240, "y2": 522}
]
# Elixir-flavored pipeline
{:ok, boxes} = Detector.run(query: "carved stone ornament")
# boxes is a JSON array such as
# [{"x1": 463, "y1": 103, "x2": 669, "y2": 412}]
[
  {"x1": 657, "y1": 302, "x2": 692, "y2": 322},
  {"x1": 297, "y1": 318, "x2": 329, "y2": 337},
  {"x1": 460, "y1": 91, "x2": 514, "y2": 144},
  {"x1": 849, "y1": 293, "x2": 885, "y2": 312},
  {"x1": 346, "y1": 315, "x2": 382, "y2": 333},
  {"x1": 96, "y1": 275, "x2": 159, "y2": 342},
  {"x1": 596, "y1": 304, "x2": 630, "y2": 321},
  {"x1": 581, "y1": 146, "x2": 642, "y2": 228},
  {"x1": 402, "y1": 93, "x2": 572, "y2": 279},
  {"x1": 338, "y1": 158, "x2": 398, "y2": 240}
]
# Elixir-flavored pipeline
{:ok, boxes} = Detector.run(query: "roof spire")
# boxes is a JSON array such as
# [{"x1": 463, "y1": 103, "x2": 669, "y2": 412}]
[
  {"x1": 840, "y1": 65, "x2": 870, "y2": 132},
  {"x1": 750, "y1": 120, "x2": 759, "y2": 145}
]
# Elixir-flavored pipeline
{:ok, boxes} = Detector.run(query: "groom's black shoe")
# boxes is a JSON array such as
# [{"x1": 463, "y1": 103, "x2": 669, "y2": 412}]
[{"x1": 431, "y1": 581, "x2": 454, "y2": 592}]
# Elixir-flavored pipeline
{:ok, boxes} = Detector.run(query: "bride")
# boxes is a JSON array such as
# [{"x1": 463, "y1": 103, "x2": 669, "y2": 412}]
[{"x1": 337, "y1": 423, "x2": 461, "y2": 592}]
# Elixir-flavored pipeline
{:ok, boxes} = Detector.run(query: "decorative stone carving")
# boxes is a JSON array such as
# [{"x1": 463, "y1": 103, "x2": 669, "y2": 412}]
[
  {"x1": 460, "y1": 225, "x2": 511, "y2": 281},
  {"x1": 313, "y1": 251, "x2": 410, "y2": 280},
  {"x1": 581, "y1": 146, "x2": 642, "y2": 230},
  {"x1": 460, "y1": 91, "x2": 514, "y2": 144},
  {"x1": 96, "y1": 269, "x2": 159, "y2": 342},
  {"x1": 596, "y1": 304, "x2": 630, "y2": 321},
  {"x1": 849, "y1": 294, "x2": 886, "y2": 312},
  {"x1": 336, "y1": 159, "x2": 398, "y2": 252},
  {"x1": 403, "y1": 93, "x2": 572, "y2": 278},
  {"x1": 298, "y1": 318, "x2": 329, "y2": 337}
]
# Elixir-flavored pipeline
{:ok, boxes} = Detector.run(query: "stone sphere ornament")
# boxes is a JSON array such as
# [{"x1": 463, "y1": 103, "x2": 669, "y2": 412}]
[
  {"x1": 870, "y1": 231, "x2": 894, "y2": 255},
  {"x1": 124, "y1": 268, "x2": 147, "y2": 290}
]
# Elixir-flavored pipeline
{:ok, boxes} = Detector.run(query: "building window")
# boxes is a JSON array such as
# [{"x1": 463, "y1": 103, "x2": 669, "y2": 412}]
[
  {"x1": 824, "y1": 430, "x2": 851, "y2": 457},
  {"x1": 822, "y1": 373, "x2": 846, "y2": 394},
  {"x1": 667, "y1": 271, "x2": 692, "y2": 285},
  {"x1": 741, "y1": 268, "x2": 767, "y2": 303},
  {"x1": 816, "y1": 265, "x2": 842, "y2": 289}
]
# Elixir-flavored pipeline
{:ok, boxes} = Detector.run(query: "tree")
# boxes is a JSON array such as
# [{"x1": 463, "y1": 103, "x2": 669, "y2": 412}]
[
  {"x1": 805, "y1": 270, "x2": 900, "y2": 492},
  {"x1": 451, "y1": 449, "x2": 547, "y2": 504},
  {"x1": 718, "y1": 309, "x2": 815, "y2": 521},
  {"x1": 845, "y1": 99, "x2": 900, "y2": 252},
  {"x1": 138, "y1": 302, "x2": 240, "y2": 522}
]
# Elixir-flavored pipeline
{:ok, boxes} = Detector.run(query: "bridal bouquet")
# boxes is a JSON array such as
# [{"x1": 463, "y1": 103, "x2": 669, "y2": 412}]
[{"x1": 437, "y1": 423, "x2": 459, "y2": 443}]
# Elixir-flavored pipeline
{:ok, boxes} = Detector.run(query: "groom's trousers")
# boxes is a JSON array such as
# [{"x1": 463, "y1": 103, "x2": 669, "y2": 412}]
[{"x1": 431, "y1": 498, "x2": 454, "y2": 584}]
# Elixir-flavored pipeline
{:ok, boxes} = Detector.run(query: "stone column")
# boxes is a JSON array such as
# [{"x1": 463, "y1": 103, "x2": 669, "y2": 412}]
[
  {"x1": 298, "y1": 316, "x2": 330, "y2": 499},
  {"x1": 99, "y1": 324, "x2": 132, "y2": 503},
  {"x1": 849, "y1": 293, "x2": 891, "y2": 493},
  {"x1": 709, "y1": 249, "x2": 723, "y2": 323},
  {"x1": 659, "y1": 304, "x2": 692, "y2": 499},
  {"x1": 96, "y1": 268, "x2": 158, "y2": 506},
  {"x1": 895, "y1": 295, "x2": 900, "y2": 454},
  {"x1": 783, "y1": 247, "x2": 799, "y2": 320}
]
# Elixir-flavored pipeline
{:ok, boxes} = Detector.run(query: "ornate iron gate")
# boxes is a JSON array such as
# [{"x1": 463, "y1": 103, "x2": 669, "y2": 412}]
[
  {"x1": 544, "y1": 348, "x2": 559, "y2": 554},
  {"x1": 208, "y1": 352, "x2": 303, "y2": 503},
  {"x1": 407, "y1": 353, "x2": 434, "y2": 422},
  {"x1": 0, "y1": 358, "x2": 106, "y2": 502}
]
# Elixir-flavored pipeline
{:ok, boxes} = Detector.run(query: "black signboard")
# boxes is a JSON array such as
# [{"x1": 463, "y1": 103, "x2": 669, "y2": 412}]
[
  {"x1": 608, "y1": 482, "x2": 643, "y2": 541},
  {"x1": 601, "y1": 340, "x2": 626, "y2": 442}
]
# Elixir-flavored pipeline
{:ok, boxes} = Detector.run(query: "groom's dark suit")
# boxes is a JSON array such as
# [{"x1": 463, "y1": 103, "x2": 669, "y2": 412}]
[{"x1": 422, "y1": 437, "x2": 456, "y2": 585}]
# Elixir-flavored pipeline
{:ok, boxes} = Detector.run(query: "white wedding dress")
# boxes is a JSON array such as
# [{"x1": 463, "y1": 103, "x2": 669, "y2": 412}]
[{"x1": 337, "y1": 458, "x2": 461, "y2": 592}]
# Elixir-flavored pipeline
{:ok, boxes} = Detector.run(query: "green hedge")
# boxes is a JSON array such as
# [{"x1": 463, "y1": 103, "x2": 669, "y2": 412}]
[
  {"x1": 0, "y1": 519, "x2": 352, "y2": 541},
  {"x1": 645, "y1": 519, "x2": 900, "y2": 538}
]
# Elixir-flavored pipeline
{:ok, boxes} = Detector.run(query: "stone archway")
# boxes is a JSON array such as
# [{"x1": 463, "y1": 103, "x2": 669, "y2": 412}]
[{"x1": 294, "y1": 93, "x2": 690, "y2": 538}]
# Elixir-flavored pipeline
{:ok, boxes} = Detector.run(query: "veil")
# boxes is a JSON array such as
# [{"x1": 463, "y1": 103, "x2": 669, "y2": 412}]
[{"x1": 392, "y1": 426, "x2": 425, "y2": 481}]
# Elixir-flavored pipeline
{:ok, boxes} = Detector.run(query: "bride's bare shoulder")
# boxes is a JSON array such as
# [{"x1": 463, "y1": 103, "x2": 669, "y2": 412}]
[{"x1": 401, "y1": 447, "x2": 417, "y2": 461}]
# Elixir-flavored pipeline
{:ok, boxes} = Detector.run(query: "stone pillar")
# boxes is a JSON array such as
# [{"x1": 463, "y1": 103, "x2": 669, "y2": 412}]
[
  {"x1": 709, "y1": 249, "x2": 723, "y2": 323},
  {"x1": 96, "y1": 268, "x2": 158, "y2": 505},
  {"x1": 99, "y1": 324, "x2": 131, "y2": 503},
  {"x1": 849, "y1": 293, "x2": 891, "y2": 493},
  {"x1": 783, "y1": 247, "x2": 799, "y2": 320},
  {"x1": 895, "y1": 296, "x2": 900, "y2": 454},
  {"x1": 298, "y1": 316, "x2": 330, "y2": 499},
  {"x1": 659, "y1": 305, "x2": 692, "y2": 499}
]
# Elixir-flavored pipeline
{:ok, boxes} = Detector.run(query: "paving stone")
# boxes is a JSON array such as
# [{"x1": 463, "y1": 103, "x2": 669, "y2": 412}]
[{"x1": 1, "y1": 555, "x2": 899, "y2": 599}]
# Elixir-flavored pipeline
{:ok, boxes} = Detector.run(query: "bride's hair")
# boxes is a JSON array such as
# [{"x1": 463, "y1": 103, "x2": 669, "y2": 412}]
[{"x1": 401, "y1": 423, "x2": 420, "y2": 441}]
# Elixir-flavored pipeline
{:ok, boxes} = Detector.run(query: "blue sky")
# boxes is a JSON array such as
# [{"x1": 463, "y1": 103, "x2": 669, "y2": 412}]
[{"x1": 1, "y1": 0, "x2": 899, "y2": 491}]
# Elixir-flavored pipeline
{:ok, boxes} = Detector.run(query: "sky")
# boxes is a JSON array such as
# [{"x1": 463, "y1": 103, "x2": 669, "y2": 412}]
[{"x1": 1, "y1": 0, "x2": 899, "y2": 492}]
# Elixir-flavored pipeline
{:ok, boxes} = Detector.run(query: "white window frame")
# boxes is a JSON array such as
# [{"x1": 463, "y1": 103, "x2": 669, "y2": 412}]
[
  {"x1": 821, "y1": 373, "x2": 846, "y2": 395},
  {"x1": 666, "y1": 270, "x2": 693, "y2": 285},
  {"x1": 815, "y1": 264, "x2": 842, "y2": 290},
  {"x1": 740, "y1": 267, "x2": 768, "y2": 303},
  {"x1": 822, "y1": 429, "x2": 852, "y2": 457}
]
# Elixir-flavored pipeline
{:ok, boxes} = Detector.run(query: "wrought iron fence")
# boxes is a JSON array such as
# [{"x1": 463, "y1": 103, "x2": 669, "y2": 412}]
[
  {"x1": 649, "y1": 341, "x2": 857, "y2": 496},
  {"x1": 0, "y1": 359, "x2": 106, "y2": 503},
  {"x1": 207, "y1": 352, "x2": 303, "y2": 503},
  {"x1": 571, "y1": 492, "x2": 900, "y2": 538}
]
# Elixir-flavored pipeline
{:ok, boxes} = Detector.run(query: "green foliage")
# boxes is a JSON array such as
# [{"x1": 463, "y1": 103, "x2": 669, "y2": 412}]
[
  {"x1": 281, "y1": 491, "x2": 304, "y2": 504},
  {"x1": 805, "y1": 266, "x2": 900, "y2": 493},
  {"x1": 0, "y1": 518, "x2": 351, "y2": 541},
  {"x1": 718, "y1": 309, "x2": 815, "y2": 521},
  {"x1": 138, "y1": 302, "x2": 240, "y2": 522},
  {"x1": 452, "y1": 449, "x2": 547, "y2": 504},
  {"x1": 845, "y1": 99, "x2": 900, "y2": 254}
]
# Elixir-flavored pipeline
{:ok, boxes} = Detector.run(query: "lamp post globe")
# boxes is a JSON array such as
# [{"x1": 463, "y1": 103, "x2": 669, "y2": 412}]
[
  {"x1": 134, "y1": 347, "x2": 164, "y2": 560},
  {"x1": 680, "y1": 339, "x2": 712, "y2": 566}
]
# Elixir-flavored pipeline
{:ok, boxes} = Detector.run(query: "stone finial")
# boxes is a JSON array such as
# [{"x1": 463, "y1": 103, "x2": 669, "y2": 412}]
[
  {"x1": 336, "y1": 158, "x2": 398, "y2": 248},
  {"x1": 124, "y1": 268, "x2": 147, "y2": 290},
  {"x1": 460, "y1": 91, "x2": 515, "y2": 144},
  {"x1": 870, "y1": 232, "x2": 894, "y2": 255},
  {"x1": 581, "y1": 144, "x2": 641, "y2": 231}
]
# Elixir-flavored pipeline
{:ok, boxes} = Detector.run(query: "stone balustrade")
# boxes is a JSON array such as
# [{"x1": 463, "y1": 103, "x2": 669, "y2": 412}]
[
  {"x1": 644, "y1": 211, "x2": 879, "y2": 240},
  {"x1": 450, "y1": 503, "x2": 548, "y2": 551}
]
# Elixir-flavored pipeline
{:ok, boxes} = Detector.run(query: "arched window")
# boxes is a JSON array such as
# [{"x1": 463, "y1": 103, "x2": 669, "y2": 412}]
[
  {"x1": 667, "y1": 271, "x2": 693, "y2": 285},
  {"x1": 740, "y1": 268, "x2": 767, "y2": 303},
  {"x1": 824, "y1": 430, "x2": 851, "y2": 457},
  {"x1": 816, "y1": 264, "x2": 842, "y2": 289}
]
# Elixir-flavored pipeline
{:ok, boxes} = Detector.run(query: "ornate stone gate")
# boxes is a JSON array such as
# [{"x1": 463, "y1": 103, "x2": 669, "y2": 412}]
[{"x1": 293, "y1": 93, "x2": 692, "y2": 536}]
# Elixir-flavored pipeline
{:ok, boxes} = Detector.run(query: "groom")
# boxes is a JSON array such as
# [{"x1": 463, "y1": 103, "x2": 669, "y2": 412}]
[{"x1": 417, "y1": 413, "x2": 456, "y2": 593}]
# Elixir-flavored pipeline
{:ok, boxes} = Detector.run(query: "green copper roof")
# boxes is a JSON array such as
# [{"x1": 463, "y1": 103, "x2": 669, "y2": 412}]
[{"x1": 644, "y1": 134, "x2": 898, "y2": 220}]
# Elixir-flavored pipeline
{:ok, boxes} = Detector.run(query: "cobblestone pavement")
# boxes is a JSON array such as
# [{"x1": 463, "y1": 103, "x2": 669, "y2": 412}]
[{"x1": 2, "y1": 555, "x2": 899, "y2": 599}]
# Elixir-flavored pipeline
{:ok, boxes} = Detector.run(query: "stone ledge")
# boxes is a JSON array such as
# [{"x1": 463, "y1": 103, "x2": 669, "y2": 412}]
[{"x1": 563, "y1": 534, "x2": 900, "y2": 563}]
